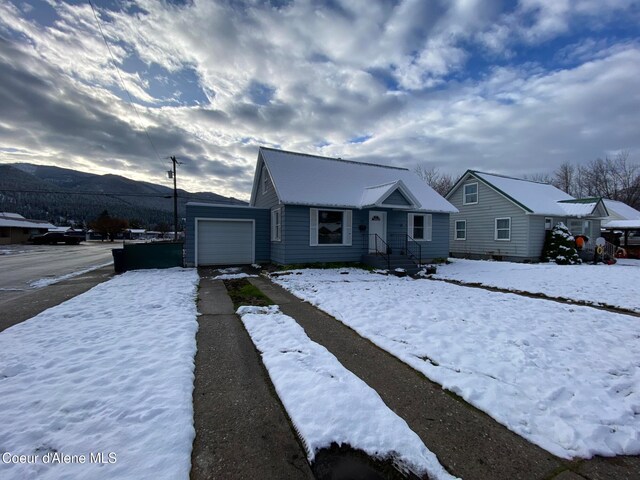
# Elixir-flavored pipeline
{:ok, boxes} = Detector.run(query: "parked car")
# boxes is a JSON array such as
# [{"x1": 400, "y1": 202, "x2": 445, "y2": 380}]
[{"x1": 30, "y1": 232, "x2": 83, "y2": 245}]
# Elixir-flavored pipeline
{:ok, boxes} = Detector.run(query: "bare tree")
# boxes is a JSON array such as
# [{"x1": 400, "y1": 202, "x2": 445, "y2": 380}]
[
  {"x1": 414, "y1": 164, "x2": 456, "y2": 197},
  {"x1": 552, "y1": 162, "x2": 575, "y2": 195},
  {"x1": 523, "y1": 172, "x2": 553, "y2": 183},
  {"x1": 577, "y1": 151, "x2": 639, "y2": 207}
]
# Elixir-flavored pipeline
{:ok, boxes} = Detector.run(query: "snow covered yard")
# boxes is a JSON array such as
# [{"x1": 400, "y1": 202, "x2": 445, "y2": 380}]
[
  {"x1": 238, "y1": 305, "x2": 456, "y2": 480},
  {"x1": 272, "y1": 268, "x2": 640, "y2": 460},
  {"x1": 433, "y1": 258, "x2": 640, "y2": 312},
  {"x1": 0, "y1": 268, "x2": 199, "y2": 480}
]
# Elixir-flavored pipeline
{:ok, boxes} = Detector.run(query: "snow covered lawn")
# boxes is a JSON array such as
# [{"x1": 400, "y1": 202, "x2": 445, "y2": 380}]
[
  {"x1": 238, "y1": 305, "x2": 456, "y2": 480},
  {"x1": 433, "y1": 258, "x2": 640, "y2": 312},
  {"x1": 272, "y1": 269, "x2": 640, "y2": 459},
  {"x1": 0, "y1": 268, "x2": 199, "y2": 480}
]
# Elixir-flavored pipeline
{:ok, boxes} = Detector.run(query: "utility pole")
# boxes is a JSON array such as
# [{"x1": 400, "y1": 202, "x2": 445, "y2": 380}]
[{"x1": 168, "y1": 156, "x2": 180, "y2": 241}]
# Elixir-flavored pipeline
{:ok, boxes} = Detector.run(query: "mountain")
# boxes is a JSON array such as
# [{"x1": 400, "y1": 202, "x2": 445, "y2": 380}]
[{"x1": 0, "y1": 163, "x2": 246, "y2": 228}]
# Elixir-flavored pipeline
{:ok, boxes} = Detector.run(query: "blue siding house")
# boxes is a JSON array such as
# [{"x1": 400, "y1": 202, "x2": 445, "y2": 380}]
[{"x1": 185, "y1": 147, "x2": 457, "y2": 269}]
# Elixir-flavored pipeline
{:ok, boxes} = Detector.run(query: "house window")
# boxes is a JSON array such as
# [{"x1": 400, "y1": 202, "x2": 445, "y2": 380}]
[
  {"x1": 271, "y1": 207, "x2": 282, "y2": 242},
  {"x1": 495, "y1": 217, "x2": 511, "y2": 241},
  {"x1": 569, "y1": 220, "x2": 591, "y2": 237},
  {"x1": 310, "y1": 208, "x2": 352, "y2": 246},
  {"x1": 545, "y1": 217, "x2": 553, "y2": 230},
  {"x1": 408, "y1": 213, "x2": 432, "y2": 241},
  {"x1": 262, "y1": 167, "x2": 269, "y2": 194},
  {"x1": 463, "y1": 183, "x2": 478, "y2": 205},
  {"x1": 455, "y1": 220, "x2": 466, "y2": 240}
]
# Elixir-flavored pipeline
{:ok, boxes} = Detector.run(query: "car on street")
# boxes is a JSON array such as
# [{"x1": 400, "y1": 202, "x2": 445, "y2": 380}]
[{"x1": 30, "y1": 232, "x2": 83, "y2": 245}]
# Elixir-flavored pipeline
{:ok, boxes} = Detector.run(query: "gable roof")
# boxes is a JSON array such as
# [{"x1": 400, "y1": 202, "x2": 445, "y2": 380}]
[
  {"x1": 250, "y1": 147, "x2": 457, "y2": 213},
  {"x1": 601, "y1": 199, "x2": 640, "y2": 229},
  {"x1": 448, "y1": 170, "x2": 606, "y2": 217},
  {"x1": 0, "y1": 212, "x2": 56, "y2": 229}
]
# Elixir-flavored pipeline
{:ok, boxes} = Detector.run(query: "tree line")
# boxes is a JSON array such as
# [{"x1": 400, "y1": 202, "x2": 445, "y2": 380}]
[{"x1": 415, "y1": 151, "x2": 640, "y2": 210}]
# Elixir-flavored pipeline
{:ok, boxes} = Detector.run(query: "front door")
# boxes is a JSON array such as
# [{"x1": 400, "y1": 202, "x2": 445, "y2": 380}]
[{"x1": 368, "y1": 211, "x2": 387, "y2": 253}]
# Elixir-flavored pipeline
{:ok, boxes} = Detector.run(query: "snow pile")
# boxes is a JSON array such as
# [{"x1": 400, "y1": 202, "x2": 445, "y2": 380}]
[
  {"x1": 29, "y1": 261, "x2": 113, "y2": 288},
  {"x1": 238, "y1": 305, "x2": 457, "y2": 480},
  {"x1": 210, "y1": 273, "x2": 257, "y2": 280},
  {"x1": 273, "y1": 268, "x2": 640, "y2": 459},
  {"x1": 0, "y1": 268, "x2": 199, "y2": 480},
  {"x1": 434, "y1": 258, "x2": 640, "y2": 312}
]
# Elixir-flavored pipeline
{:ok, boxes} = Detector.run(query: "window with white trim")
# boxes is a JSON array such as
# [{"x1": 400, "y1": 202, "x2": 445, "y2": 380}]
[
  {"x1": 463, "y1": 183, "x2": 478, "y2": 205},
  {"x1": 309, "y1": 208, "x2": 352, "y2": 246},
  {"x1": 262, "y1": 167, "x2": 269, "y2": 194},
  {"x1": 569, "y1": 220, "x2": 591, "y2": 236},
  {"x1": 545, "y1": 217, "x2": 553, "y2": 230},
  {"x1": 271, "y1": 207, "x2": 282, "y2": 242},
  {"x1": 455, "y1": 220, "x2": 466, "y2": 240},
  {"x1": 495, "y1": 217, "x2": 511, "y2": 241},
  {"x1": 408, "y1": 213, "x2": 432, "y2": 241}
]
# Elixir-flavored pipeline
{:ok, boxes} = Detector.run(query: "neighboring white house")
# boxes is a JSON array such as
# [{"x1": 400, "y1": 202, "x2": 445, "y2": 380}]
[
  {"x1": 0, "y1": 212, "x2": 56, "y2": 244},
  {"x1": 445, "y1": 171, "x2": 609, "y2": 262}
]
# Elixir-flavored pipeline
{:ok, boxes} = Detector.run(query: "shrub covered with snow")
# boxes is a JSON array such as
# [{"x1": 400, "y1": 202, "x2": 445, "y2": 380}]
[{"x1": 542, "y1": 222, "x2": 581, "y2": 265}]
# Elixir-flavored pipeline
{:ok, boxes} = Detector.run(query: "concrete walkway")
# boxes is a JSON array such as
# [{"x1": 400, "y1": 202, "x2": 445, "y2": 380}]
[
  {"x1": 249, "y1": 276, "x2": 640, "y2": 480},
  {"x1": 190, "y1": 270, "x2": 313, "y2": 480}
]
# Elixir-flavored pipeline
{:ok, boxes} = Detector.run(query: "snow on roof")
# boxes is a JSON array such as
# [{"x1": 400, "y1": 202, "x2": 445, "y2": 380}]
[
  {"x1": 556, "y1": 200, "x2": 601, "y2": 217},
  {"x1": 603, "y1": 199, "x2": 640, "y2": 221},
  {"x1": 360, "y1": 182, "x2": 398, "y2": 208},
  {"x1": 258, "y1": 148, "x2": 457, "y2": 213},
  {"x1": 472, "y1": 171, "x2": 575, "y2": 215},
  {"x1": 602, "y1": 219, "x2": 640, "y2": 229},
  {"x1": 0, "y1": 213, "x2": 56, "y2": 230}
]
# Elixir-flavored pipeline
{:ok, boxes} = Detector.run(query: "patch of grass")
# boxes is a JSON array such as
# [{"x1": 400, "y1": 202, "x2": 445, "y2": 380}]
[{"x1": 224, "y1": 278, "x2": 274, "y2": 309}]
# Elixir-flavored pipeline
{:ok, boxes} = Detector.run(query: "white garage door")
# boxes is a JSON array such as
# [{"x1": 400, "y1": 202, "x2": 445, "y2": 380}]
[{"x1": 197, "y1": 219, "x2": 254, "y2": 266}]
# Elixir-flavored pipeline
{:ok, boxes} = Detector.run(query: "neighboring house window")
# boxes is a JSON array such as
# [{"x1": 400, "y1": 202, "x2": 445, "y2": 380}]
[
  {"x1": 408, "y1": 213, "x2": 432, "y2": 241},
  {"x1": 262, "y1": 167, "x2": 269, "y2": 194},
  {"x1": 271, "y1": 207, "x2": 282, "y2": 242},
  {"x1": 569, "y1": 220, "x2": 591, "y2": 237},
  {"x1": 495, "y1": 217, "x2": 511, "y2": 241},
  {"x1": 309, "y1": 208, "x2": 352, "y2": 246},
  {"x1": 463, "y1": 183, "x2": 478, "y2": 205},
  {"x1": 455, "y1": 220, "x2": 466, "y2": 240},
  {"x1": 545, "y1": 217, "x2": 553, "y2": 230}
]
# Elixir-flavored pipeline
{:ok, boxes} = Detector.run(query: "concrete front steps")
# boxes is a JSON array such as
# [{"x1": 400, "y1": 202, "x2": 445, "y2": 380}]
[{"x1": 361, "y1": 253, "x2": 421, "y2": 274}]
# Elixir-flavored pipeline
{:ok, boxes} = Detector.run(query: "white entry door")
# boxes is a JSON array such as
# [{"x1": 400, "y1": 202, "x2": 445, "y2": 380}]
[{"x1": 368, "y1": 211, "x2": 387, "y2": 252}]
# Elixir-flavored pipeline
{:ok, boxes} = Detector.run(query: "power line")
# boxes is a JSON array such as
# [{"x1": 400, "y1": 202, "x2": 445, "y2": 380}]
[
  {"x1": 0, "y1": 188, "x2": 171, "y2": 198},
  {"x1": 87, "y1": 0, "x2": 163, "y2": 165}
]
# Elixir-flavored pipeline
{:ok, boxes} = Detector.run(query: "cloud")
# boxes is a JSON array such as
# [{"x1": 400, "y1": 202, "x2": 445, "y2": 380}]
[{"x1": 0, "y1": 0, "x2": 638, "y2": 202}]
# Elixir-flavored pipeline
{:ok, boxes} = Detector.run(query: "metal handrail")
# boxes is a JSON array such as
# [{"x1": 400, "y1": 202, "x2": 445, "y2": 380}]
[
  {"x1": 405, "y1": 234, "x2": 422, "y2": 265},
  {"x1": 364, "y1": 233, "x2": 391, "y2": 270}
]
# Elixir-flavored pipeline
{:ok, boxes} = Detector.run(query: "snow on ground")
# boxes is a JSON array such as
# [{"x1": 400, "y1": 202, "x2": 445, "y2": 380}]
[
  {"x1": 29, "y1": 262, "x2": 113, "y2": 288},
  {"x1": 433, "y1": 258, "x2": 640, "y2": 312},
  {"x1": 0, "y1": 268, "x2": 199, "y2": 480},
  {"x1": 272, "y1": 269, "x2": 640, "y2": 459},
  {"x1": 238, "y1": 305, "x2": 457, "y2": 480},
  {"x1": 210, "y1": 273, "x2": 257, "y2": 280}
]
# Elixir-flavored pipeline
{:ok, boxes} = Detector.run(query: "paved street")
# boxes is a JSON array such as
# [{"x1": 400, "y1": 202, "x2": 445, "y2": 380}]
[
  {"x1": 0, "y1": 241, "x2": 115, "y2": 291},
  {"x1": 0, "y1": 242, "x2": 116, "y2": 326}
]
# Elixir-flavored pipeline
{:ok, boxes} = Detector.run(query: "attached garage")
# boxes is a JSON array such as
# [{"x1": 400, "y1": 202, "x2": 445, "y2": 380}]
[
  {"x1": 185, "y1": 203, "x2": 270, "y2": 267},
  {"x1": 196, "y1": 219, "x2": 254, "y2": 266}
]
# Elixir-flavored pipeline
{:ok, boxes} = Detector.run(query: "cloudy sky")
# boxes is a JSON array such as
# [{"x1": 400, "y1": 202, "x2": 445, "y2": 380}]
[{"x1": 0, "y1": 0, "x2": 638, "y2": 199}]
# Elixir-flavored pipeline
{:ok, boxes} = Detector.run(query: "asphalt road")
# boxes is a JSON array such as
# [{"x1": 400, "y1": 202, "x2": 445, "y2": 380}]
[
  {"x1": 0, "y1": 241, "x2": 117, "y2": 328},
  {"x1": 0, "y1": 241, "x2": 115, "y2": 291}
]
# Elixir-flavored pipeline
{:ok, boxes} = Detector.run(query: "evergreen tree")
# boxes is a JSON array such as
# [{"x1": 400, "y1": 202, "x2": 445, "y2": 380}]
[{"x1": 542, "y1": 222, "x2": 581, "y2": 265}]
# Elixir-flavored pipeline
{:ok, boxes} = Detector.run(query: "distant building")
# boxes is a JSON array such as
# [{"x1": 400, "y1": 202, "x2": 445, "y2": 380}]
[{"x1": 0, "y1": 213, "x2": 56, "y2": 244}]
